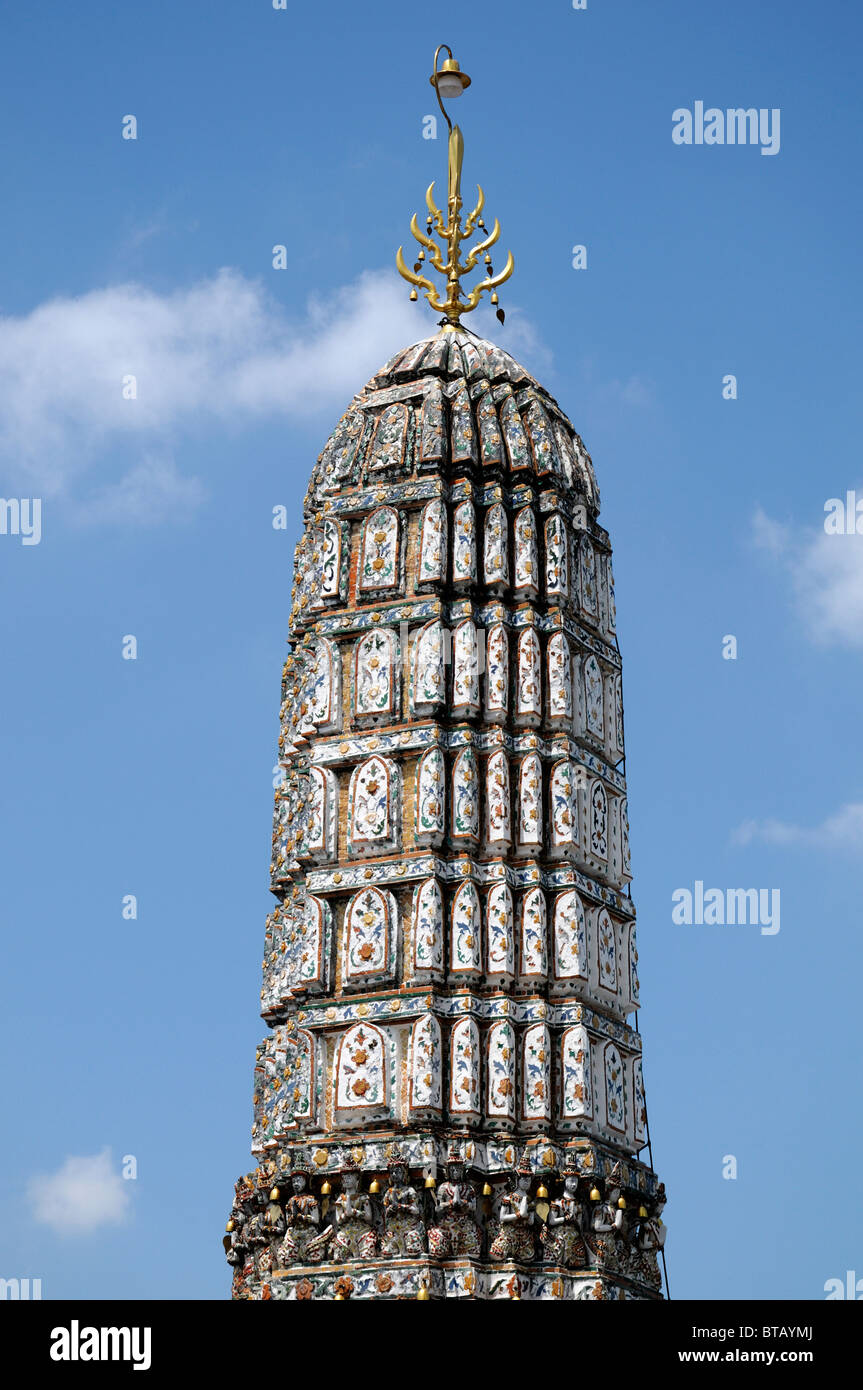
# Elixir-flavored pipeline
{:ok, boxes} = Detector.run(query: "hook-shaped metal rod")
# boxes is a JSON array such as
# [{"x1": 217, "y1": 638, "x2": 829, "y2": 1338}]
[{"x1": 432, "y1": 43, "x2": 454, "y2": 134}]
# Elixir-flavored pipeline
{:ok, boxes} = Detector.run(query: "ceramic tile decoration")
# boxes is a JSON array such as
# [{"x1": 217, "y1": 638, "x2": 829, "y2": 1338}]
[
  {"x1": 226, "y1": 264, "x2": 666, "y2": 1295},
  {"x1": 452, "y1": 500, "x2": 477, "y2": 586},
  {"x1": 483, "y1": 502, "x2": 509, "y2": 589},
  {"x1": 418, "y1": 499, "x2": 448, "y2": 586}
]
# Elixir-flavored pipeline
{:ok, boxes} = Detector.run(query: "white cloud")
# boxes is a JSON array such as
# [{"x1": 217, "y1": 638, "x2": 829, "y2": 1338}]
[
  {"x1": 0, "y1": 266, "x2": 547, "y2": 523},
  {"x1": 73, "y1": 454, "x2": 207, "y2": 526},
  {"x1": 753, "y1": 503, "x2": 863, "y2": 648},
  {"x1": 0, "y1": 268, "x2": 421, "y2": 510},
  {"x1": 732, "y1": 801, "x2": 863, "y2": 851},
  {"x1": 28, "y1": 1148, "x2": 132, "y2": 1235}
]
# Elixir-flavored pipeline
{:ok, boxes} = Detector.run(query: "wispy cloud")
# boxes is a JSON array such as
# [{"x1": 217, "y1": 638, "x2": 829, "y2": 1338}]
[
  {"x1": 28, "y1": 1148, "x2": 132, "y2": 1235},
  {"x1": 753, "y1": 504, "x2": 863, "y2": 649},
  {"x1": 0, "y1": 267, "x2": 546, "y2": 524},
  {"x1": 732, "y1": 801, "x2": 863, "y2": 851},
  {"x1": 0, "y1": 268, "x2": 423, "y2": 515}
]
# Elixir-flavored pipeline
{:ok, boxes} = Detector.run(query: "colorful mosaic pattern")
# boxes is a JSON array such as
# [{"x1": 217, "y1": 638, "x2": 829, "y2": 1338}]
[{"x1": 228, "y1": 331, "x2": 665, "y2": 1301}]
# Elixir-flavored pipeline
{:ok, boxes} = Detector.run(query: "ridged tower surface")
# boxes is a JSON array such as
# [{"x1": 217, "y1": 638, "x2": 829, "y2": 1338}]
[{"x1": 224, "y1": 329, "x2": 667, "y2": 1301}]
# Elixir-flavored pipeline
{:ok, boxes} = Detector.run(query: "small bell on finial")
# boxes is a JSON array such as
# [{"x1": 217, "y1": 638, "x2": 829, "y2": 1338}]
[
  {"x1": 320, "y1": 1180, "x2": 332, "y2": 1196},
  {"x1": 590, "y1": 1186, "x2": 601, "y2": 1202},
  {"x1": 369, "y1": 1177, "x2": 381, "y2": 1193}
]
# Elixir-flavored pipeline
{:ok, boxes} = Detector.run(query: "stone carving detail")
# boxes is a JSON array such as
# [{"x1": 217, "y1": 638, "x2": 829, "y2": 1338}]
[
  {"x1": 411, "y1": 877, "x2": 444, "y2": 979},
  {"x1": 321, "y1": 518, "x2": 346, "y2": 599},
  {"x1": 451, "y1": 385, "x2": 476, "y2": 463},
  {"x1": 335, "y1": 1023, "x2": 388, "y2": 1122},
  {"x1": 412, "y1": 620, "x2": 445, "y2": 713},
  {"x1": 343, "y1": 887, "x2": 398, "y2": 988},
  {"x1": 513, "y1": 506, "x2": 539, "y2": 597},
  {"x1": 483, "y1": 502, "x2": 509, "y2": 589},
  {"x1": 348, "y1": 756, "x2": 400, "y2": 855},
  {"x1": 545, "y1": 513, "x2": 569, "y2": 597},
  {"x1": 420, "y1": 381, "x2": 445, "y2": 463},
  {"x1": 452, "y1": 619, "x2": 480, "y2": 716},
  {"x1": 633, "y1": 1058, "x2": 647, "y2": 1145},
  {"x1": 310, "y1": 637, "x2": 341, "y2": 731},
  {"x1": 521, "y1": 1022, "x2": 551, "y2": 1125},
  {"x1": 450, "y1": 880, "x2": 482, "y2": 976},
  {"x1": 553, "y1": 888, "x2": 587, "y2": 987},
  {"x1": 486, "y1": 1019, "x2": 517, "y2": 1121},
  {"x1": 561, "y1": 1024, "x2": 593, "y2": 1119},
  {"x1": 320, "y1": 409, "x2": 365, "y2": 486},
  {"x1": 589, "y1": 779, "x2": 608, "y2": 862},
  {"x1": 579, "y1": 534, "x2": 598, "y2": 616},
  {"x1": 486, "y1": 881, "x2": 515, "y2": 982},
  {"x1": 501, "y1": 392, "x2": 529, "y2": 471},
  {"x1": 359, "y1": 506, "x2": 400, "y2": 593},
  {"x1": 549, "y1": 759, "x2": 577, "y2": 855},
  {"x1": 628, "y1": 920, "x2": 640, "y2": 1003},
  {"x1": 620, "y1": 795, "x2": 632, "y2": 878},
  {"x1": 484, "y1": 622, "x2": 509, "y2": 721},
  {"x1": 278, "y1": 1158, "x2": 329, "y2": 1265},
  {"x1": 452, "y1": 500, "x2": 477, "y2": 586},
  {"x1": 304, "y1": 766, "x2": 337, "y2": 862},
  {"x1": 597, "y1": 909, "x2": 618, "y2": 994},
  {"x1": 333, "y1": 1157, "x2": 377, "y2": 1261},
  {"x1": 428, "y1": 1149, "x2": 480, "y2": 1258},
  {"x1": 485, "y1": 749, "x2": 512, "y2": 850},
  {"x1": 584, "y1": 655, "x2": 604, "y2": 742},
  {"x1": 516, "y1": 753, "x2": 543, "y2": 853},
  {"x1": 477, "y1": 387, "x2": 502, "y2": 465},
  {"x1": 449, "y1": 1016, "x2": 480, "y2": 1122},
  {"x1": 542, "y1": 1166, "x2": 587, "y2": 1268},
  {"x1": 547, "y1": 632, "x2": 572, "y2": 725},
  {"x1": 519, "y1": 885, "x2": 548, "y2": 981},
  {"x1": 604, "y1": 1042, "x2": 626, "y2": 1134},
  {"x1": 368, "y1": 402, "x2": 408, "y2": 473},
  {"x1": 490, "y1": 1157, "x2": 536, "y2": 1262},
  {"x1": 515, "y1": 627, "x2": 542, "y2": 725},
  {"x1": 417, "y1": 499, "x2": 447, "y2": 585},
  {"x1": 355, "y1": 629, "x2": 396, "y2": 721},
  {"x1": 408, "y1": 1013, "x2": 442, "y2": 1116},
  {"x1": 415, "y1": 747, "x2": 445, "y2": 846},
  {"x1": 381, "y1": 1155, "x2": 426, "y2": 1257},
  {"x1": 451, "y1": 746, "x2": 480, "y2": 844}
]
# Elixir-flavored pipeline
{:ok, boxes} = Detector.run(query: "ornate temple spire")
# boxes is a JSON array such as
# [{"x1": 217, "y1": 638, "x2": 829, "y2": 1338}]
[
  {"x1": 225, "y1": 42, "x2": 667, "y2": 1302},
  {"x1": 396, "y1": 44, "x2": 514, "y2": 328}
]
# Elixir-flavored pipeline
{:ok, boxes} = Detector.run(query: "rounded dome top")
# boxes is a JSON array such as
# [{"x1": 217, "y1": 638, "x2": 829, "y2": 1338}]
[{"x1": 304, "y1": 329, "x2": 598, "y2": 514}]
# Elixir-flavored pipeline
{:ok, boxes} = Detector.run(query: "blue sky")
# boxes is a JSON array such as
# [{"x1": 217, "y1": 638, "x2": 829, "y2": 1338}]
[{"x1": 1, "y1": 0, "x2": 861, "y2": 1299}]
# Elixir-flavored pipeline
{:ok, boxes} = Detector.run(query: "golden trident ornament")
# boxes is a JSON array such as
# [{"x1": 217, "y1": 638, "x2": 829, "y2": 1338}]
[{"x1": 396, "y1": 44, "x2": 514, "y2": 330}]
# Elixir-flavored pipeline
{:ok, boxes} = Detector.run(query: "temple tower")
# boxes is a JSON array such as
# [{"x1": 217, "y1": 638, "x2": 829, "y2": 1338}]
[{"x1": 224, "y1": 45, "x2": 667, "y2": 1301}]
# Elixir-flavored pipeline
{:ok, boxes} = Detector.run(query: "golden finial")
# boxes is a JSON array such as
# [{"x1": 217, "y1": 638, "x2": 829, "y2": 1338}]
[{"x1": 397, "y1": 44, "x2": 514, "y2": 330}]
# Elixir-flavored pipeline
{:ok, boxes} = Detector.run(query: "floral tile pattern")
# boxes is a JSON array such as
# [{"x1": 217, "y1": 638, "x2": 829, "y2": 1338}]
[{"x1": 229, "y1": 329, "x2": 664, "y2": 1301}]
